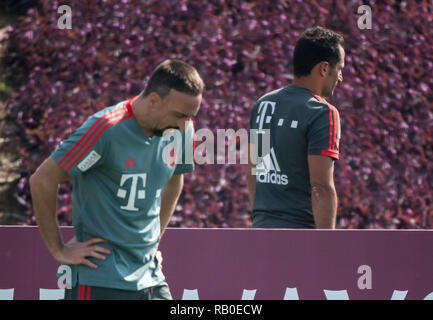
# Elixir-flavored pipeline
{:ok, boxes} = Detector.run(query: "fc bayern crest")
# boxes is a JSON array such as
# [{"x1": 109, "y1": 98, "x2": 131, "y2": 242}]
[{"x1": 164, "y1": 146, "x2": 178, "y2": 168}]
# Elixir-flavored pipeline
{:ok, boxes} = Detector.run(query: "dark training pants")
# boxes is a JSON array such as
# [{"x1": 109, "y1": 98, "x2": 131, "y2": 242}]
[{"x1": 64, "y1": 281, "x2": 172, "y2": 300}]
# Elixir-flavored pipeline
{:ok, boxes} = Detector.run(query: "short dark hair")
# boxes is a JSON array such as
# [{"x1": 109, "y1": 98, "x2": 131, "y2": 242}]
[
  {"x1": 142, "y1": 59, "x2": 204, "y2": 98},
  {"x1": 293, "y1": 26, "x2": 344, "y2": 77}
]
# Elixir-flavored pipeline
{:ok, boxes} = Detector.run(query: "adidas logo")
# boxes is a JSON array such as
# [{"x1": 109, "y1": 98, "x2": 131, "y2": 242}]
[
  {"x1": 256, "y1": 148, "x2": 288, "y2": 185},
  {"x1": 124, "y1": 157, "x2": 137, "y2": 168}
]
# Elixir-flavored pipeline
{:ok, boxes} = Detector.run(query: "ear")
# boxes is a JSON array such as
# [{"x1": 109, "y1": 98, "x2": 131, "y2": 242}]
[
  {"x1": 148, "y1": 92, "x2": 163, "y2": 108},
  {"x1": 318, "y1": 61, "x2": 330, "y2": 78}
]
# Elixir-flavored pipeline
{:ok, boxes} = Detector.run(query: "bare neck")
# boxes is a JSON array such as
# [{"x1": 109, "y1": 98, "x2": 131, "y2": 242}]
[
  {"x1": 292, "y1": 77, "x2": 322, "y2": 96},
  {"x1": 131, "y1": 97, "x2": 156, "y2": 137}
]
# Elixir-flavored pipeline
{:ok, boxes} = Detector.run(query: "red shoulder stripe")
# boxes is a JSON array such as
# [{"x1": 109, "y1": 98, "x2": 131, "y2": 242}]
[
  {"x1": 58, "y1": 105, "x2": 127, "y2": 168},
  {"x1": 331, "y1": 106, "x2": 340, "y2": 151},
  {"x1": 60, "y1": 107, "x2": 128, "y2": 171},
  {"x1": 65, "y1": 111, "x2": 132, "y2": 172},
  {"x1": 311, "y1": 93, "x2": 340, "y2": 153},
  {"x1": 328, "y1": 106, "x2": 334, "y2": 151}
]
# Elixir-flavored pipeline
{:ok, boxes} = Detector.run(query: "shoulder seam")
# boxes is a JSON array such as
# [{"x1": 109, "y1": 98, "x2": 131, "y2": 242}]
[{"x1": 311, "y1": 93, "x2": 338, "y2": 111}]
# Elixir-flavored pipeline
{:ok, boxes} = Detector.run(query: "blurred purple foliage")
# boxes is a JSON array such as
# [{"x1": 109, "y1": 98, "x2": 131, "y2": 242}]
[{"x1": 2, "y1": 0, "x2": 433, "y2": 228}]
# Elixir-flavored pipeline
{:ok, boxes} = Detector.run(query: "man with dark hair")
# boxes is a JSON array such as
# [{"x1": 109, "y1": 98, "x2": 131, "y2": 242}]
[
  {"x1": 30, "y1": 59, "x2": 204, "y2": 299},
  {"x1": 246, "y1": 26, "x2": 345, "y2": 229}
]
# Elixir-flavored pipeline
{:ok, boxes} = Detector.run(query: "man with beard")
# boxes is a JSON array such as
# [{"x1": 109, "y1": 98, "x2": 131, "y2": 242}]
[
  {"x1": 247, "y1": 27, "x2": 345, "y2": 229},
  {"x1": 30, "y1": 59, "x2": 204, "y2": 299}
]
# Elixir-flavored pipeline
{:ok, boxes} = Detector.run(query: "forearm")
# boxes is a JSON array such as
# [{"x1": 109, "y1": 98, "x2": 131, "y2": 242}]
[
  {"x1": 159, "y1": 174, "x2": 183, "y2": 236},
  {"x1": 30, "y1": 175, "x2": 65, "y2": 259},
  {"x1": 311, "y1": 184, "x2": 338, "y2": 229},
  {"x1": 29, "y1": 157, "x2": 109, "y2": 269}
]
